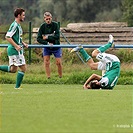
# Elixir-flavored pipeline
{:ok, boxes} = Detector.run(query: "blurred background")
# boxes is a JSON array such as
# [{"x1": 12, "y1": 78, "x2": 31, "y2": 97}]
[
  {"x1": 0, "y1": 0, "x2": 133, "y2": 27},
  {"x1": 0, "y1": 0, "x2": 133, "y2": 85}
]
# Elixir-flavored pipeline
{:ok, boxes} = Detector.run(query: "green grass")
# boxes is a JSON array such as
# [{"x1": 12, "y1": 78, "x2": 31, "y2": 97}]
[{"x1": 0, "y1": 84, "x2": 133, "y2": 133}]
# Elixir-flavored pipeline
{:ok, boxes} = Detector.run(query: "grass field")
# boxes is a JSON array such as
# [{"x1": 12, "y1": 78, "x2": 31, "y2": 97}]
[{"x1": 0, "y1": 84, "x2": 133, "y2": 133}]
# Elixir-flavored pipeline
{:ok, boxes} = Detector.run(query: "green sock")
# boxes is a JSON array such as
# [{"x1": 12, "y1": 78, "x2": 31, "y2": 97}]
[
  {"x1": 79, "y1": 48, "x2": 91, "y2": 62},
  {"x1": 97, "y1": 42, "x2": 112, "y2": 53},
  {"x1": 0, "y1": 65, "x2": 10, "y2": 72},
  {"x1": 15, "y1": 71, "x2": 24, "y2": 88}
]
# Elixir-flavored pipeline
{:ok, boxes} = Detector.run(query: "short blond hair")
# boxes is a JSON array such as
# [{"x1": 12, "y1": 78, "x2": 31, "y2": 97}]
[{"x1": 44, "y1": 12, "x2": 52, "y2": 18}]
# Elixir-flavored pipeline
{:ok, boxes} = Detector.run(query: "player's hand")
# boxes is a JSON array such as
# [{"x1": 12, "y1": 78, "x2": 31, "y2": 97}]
[
  {"x1": 23, "y1": 43, "x2": 28, "y2": 48},
  {"x1": 48, "y1": 42, "x2": 53, "y2": 46},
  {"x1": 15, "y1": 45, "x2": 22, "y2": 51},
  {"x1": 22, "y1": 41, "x2": 28, "y2": 48},
  {"x1": 83, "y1": 84, "x2": 90, "y2": 90},
  {"x1": 42, "y1": 35, "x2": 48, "y2": 40}
]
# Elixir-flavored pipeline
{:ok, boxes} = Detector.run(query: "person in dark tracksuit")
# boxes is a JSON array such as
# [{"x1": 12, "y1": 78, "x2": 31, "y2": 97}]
[{"x1": 37, "y1": 12, "x2": 62, "y2": 79}]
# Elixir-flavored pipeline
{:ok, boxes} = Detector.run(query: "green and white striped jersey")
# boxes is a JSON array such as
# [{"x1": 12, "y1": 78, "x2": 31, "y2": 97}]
[
  {"x1": 6, "y1": 21, "x2": 23, "y2": 56},
  {"x1": 97, "y1": 53, "x2": 120, "y2": 89}
]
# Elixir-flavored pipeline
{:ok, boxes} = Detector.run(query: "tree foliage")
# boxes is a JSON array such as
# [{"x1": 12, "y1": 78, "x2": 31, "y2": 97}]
[
  {"x1": 0, "y1": 0, "x2": 132, "y2": 26},
  {"x1": 0, "y1": 0, "x2": 39, "y2": 25},
  {"x1": 35, "y1": 0, "x2": 123, "y2": 26},
  {"x1": 122, "y1": 0, "x2": 133, "y2": 26}
]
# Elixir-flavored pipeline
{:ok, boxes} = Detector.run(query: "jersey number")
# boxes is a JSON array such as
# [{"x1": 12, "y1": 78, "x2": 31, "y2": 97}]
[{"x1": 106, "y1": 62, "x2": 112, "y2": 71}]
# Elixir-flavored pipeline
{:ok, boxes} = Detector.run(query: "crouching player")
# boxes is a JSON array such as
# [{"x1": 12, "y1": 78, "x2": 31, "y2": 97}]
[{"x1": 71, "y1": 35, "x2": 120, "y2": 90}]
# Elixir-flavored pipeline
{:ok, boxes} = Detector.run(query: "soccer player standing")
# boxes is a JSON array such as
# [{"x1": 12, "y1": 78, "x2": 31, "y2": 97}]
[{"x1": 0, "y1": 8, "x2": 28, "y2": 89}]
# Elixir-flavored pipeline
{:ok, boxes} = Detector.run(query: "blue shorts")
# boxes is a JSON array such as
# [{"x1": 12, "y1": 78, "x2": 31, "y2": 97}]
[{"x1": 43, "y1": 48, "x2": 62, "y2": 58}]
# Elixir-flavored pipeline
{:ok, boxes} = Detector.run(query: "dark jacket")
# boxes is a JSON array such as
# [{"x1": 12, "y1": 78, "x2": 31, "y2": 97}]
[{"x1": 37, "y1": 21, "x2": 60, "y2": 46}]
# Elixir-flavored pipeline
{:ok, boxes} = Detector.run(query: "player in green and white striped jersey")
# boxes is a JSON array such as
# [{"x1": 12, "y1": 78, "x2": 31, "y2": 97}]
[
  {"x1": 71, "y1": 35, "x2": 120, "y2": 90},
  {"x1": 0, "y1": 8, "x2": 28, "y2": 89}
]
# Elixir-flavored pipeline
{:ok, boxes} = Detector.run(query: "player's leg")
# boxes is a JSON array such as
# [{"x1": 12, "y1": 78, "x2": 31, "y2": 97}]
[
  {"x1": 97, "y1": 34, "x2": 114, "y2": 53},
  {"x1": 70, "y1": 45, "x2": 91, "y2": 62},
  {"x1": 53, "y1": 48, "x2": 62, "y2": 78},
  {"x1": 70, "y1": 46, "x2": 98, "y2": 70},
  {"x1": 44, "y1": 55, "x2": 51, "y2": 78},
  {"x1": 15, "y1": 54, "x2": 26, "y2": 89},
  {"x1": 0, "y1": 55, "x2": 18, "y2": 73},
  {"x1": 0, "y1": 65, "x2": 10, "y2": 72},
  {"x1": 0, "y1": 65, "x2": 18, "y2": 73},
  {"x1": 55, "y1": 58, "x2": 62, "y2": 78},
  {"x1": 15, "y1": 65, "x2": 26, "y2": 89},
  {"x1": 43, "y1": 48, "x2": 51, "y2": 78},
  {"x1": 71, "y1": 34, "x2": 114, "y2": 56},
  {"x1": 91, "y1": 34, "x2": 114, "y2": 58}
]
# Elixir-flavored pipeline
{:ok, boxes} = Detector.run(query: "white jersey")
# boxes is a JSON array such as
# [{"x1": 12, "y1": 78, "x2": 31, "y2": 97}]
[
  {"x1": 96, "y1": 53, "x2": 120, "y2": 63},
  {"x1": 96, "y1": 53, "x2": 120, "y2": 89}
]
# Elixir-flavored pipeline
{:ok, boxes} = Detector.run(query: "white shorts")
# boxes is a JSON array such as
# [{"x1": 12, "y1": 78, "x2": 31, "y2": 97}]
[{"x1": 9, "y1": 54, "x2": 26, "y2": 66}]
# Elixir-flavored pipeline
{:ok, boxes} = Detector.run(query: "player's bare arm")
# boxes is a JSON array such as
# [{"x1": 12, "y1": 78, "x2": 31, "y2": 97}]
[
  {"x1": 22, "y1": 41, "x2": 28, "y2": 48},
  {"x1": 6, "y1": 37, "x2": 22, "y2": 51},
  {"x1": 83, "y1": 74, "x2": 102, "y2": 89}
]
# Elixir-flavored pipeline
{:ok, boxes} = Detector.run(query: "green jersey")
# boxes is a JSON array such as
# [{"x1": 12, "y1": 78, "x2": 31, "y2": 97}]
[
  {"x1": 6, "y1": 21, "x2": 23, "y2": 56},
  {"x1": 97, "y1": 53, "x2": 120, "y2": 89}
]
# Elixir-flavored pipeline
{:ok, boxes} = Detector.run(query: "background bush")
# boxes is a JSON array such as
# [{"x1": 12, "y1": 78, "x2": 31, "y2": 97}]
[{"x1": 0, "y1": 49, "x2": 133, "y2": 85}]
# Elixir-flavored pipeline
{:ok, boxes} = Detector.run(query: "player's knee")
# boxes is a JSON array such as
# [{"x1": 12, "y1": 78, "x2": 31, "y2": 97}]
[
  {"x1": 44, "y1": 60, "x2": 50, "y2": 66},
  {"x1": 56, "y1": 61, "x2": 61, "y2": 66},
  {"x1": 22, "y1": 67, "x2": 26, "y2": 73},
  {"x1": 10, "y1": 66, "x2": 17, "y2": 73},
  {"x1": 92, "y1": 49, "x2": 99, "y2": 57}
]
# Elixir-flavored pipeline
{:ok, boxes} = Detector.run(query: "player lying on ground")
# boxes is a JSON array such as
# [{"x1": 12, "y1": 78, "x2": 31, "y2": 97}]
[{"x1": 71, "y1": 35, "x2": 120, "y2": 90}]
